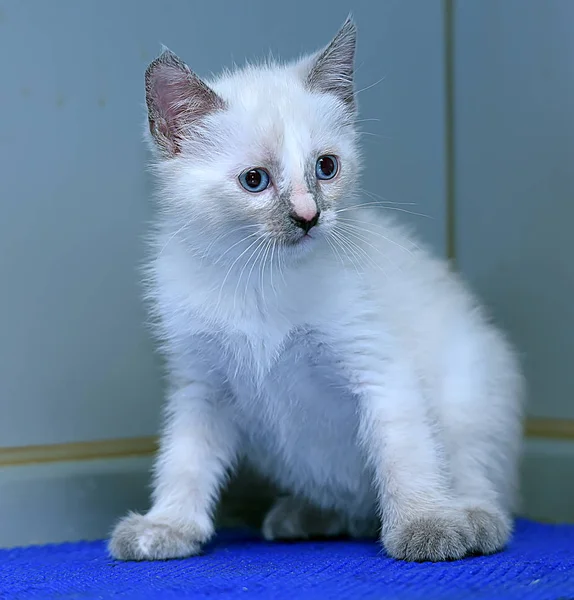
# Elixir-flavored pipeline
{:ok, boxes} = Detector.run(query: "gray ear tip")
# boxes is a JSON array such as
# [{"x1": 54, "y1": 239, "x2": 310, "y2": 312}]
[
  {"x1": 146, "y1": 46, "x2": 188, "y2": 77},
  {"x1": 158, "y1": 47, "x2": 180, "y2": 64},
  {"x1": 333, "y1": 16, "x2": 357, "y2": 49},
  {"x1": 342, "y1": 15, "x2": 357, "y2": 35}
]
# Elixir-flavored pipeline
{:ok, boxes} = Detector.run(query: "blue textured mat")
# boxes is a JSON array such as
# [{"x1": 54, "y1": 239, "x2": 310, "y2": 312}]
[{"x1": 1, "y1": 519, "x2": 574, "y2": 600}]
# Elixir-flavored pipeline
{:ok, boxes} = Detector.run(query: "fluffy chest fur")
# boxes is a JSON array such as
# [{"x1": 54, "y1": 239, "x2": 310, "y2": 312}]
[
  {"x1": 229, "y1": 324, "x2": 373, "y2": 510},
  {"x1": 151, "y1": 234, "x2": 381, "y2": 509}
]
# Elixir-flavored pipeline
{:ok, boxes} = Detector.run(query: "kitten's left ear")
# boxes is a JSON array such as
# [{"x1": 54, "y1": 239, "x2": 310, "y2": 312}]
[
  {"x1": 145, "y1": 48, "x2": 225, "y2": 157},
  {"x1": 305, "y1": 17, "x2": 357, "y2": 110}
]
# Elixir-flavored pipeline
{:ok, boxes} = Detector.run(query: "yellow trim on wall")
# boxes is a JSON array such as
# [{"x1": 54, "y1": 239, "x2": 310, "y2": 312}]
[
  {"x1": 0, "y1": 436, "x2": 157, "y2": 467},
  {"x1": 0, "y1": 418, "x2": 572, "y2": 468},
  {"x1": 524, "y1": 418, "x2": 574, "y2": 441}
]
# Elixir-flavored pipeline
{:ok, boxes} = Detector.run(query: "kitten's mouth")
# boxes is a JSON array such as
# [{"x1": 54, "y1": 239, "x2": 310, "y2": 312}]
[
  {"x1": 283, "y1": 229, "x2": 318, "y2": 248},
  {"x1": 295, "y1": 232, "x2": 313, "y2": 245}
]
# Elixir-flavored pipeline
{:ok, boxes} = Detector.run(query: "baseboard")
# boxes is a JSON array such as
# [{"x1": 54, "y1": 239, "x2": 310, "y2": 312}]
[
  {"x1": 0, "y1": 457, "x2": 153, "y2": 548},
  {"x1": 520, "y1": 438, "x2": 574, "y2": 523},
  {"x1": 0, "y1": 457, "x2": 274, "y2": 548},
  {"x1": 0, "y1": 437, "x2": 572, "y2": 548}
]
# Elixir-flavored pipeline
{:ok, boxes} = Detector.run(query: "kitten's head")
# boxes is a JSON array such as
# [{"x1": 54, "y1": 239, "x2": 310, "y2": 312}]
[{"x1": 146, "y1": 19, "x2": 359, "y2": 263}]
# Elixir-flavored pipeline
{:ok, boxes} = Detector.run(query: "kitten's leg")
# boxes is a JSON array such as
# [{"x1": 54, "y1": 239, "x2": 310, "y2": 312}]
[
  {"x1": 262, "y1": 496, "x2": 348, "y2": 541},
  {"x1": 438, "y1": 333, "x2": 524, "y2": 555},
  {"x1": 342, "y1": 344, "x2": 475, "y2": 561},
  {"x1": 109, "y1": 382, "x2": 238, "y2": 560}
]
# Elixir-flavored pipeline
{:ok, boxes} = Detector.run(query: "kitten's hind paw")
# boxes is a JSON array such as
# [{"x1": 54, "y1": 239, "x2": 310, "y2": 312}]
[
  {"x1": 382, "y1": 510, "x2": 474, "y2": 562},
  {"x1": 108, "y1": 512, "x2": 207, "y2": 561},
  {"x1": 465, "y1": 505, "x2": 512, "y2": 555}
]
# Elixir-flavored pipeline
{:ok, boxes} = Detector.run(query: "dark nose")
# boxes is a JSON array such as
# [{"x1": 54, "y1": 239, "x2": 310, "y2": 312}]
[{"x1": 290, "y1": 211, "x2": 320, "y2": 233}]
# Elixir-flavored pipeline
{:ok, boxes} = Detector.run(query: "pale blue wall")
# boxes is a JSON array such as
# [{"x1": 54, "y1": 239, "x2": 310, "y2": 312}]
[{"x1": 453, "y1": 0, "x2": 574, "y2": 420}]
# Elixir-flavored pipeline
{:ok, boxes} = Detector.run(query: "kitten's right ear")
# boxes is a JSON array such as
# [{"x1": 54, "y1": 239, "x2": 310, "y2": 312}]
[
  {"x1": 305, "y1": 17, "x2": 357, "y2": 110},
  {"x1": 145, "y1": 49, "x2": 225, "y2": 157}
]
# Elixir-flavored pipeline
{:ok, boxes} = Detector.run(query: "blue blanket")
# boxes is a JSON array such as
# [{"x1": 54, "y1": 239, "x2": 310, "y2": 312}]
[{"x1": 1, "y1": 519, "x2": 573, "y2": 599}]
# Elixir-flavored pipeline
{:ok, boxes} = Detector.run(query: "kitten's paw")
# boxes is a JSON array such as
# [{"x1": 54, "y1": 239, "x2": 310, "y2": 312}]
[
  {"x1": 383, "y1": 510, "x2": 474, "y2": 562},
  {"x1": 465, "y1": 505, "x2": 512, "y2": 555},
  {"x1": 108, "y1": 512, "x2": 208, "y2": 561},
  {"x1": 262, "y1": 496, "x2": 346, "y2": 541}
]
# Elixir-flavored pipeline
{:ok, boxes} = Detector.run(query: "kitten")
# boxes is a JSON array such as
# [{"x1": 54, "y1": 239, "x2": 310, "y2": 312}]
[{"x1": 109, "y1": 18, "x2": 524, "y2": 562}]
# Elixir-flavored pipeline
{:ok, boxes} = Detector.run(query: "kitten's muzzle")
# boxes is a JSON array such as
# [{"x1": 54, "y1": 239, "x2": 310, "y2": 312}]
[{"x1": 289, "y1": 210, "x2": 320, "y2": 234}]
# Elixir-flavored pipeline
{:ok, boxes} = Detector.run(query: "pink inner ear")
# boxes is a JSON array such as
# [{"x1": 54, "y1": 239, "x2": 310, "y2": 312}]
[
  {"x1": 149, "y1": 64, "x2": 192, "y2": 132},
  {"x1": 146, "y1": 53, "x2": 225, "y2": 155}
]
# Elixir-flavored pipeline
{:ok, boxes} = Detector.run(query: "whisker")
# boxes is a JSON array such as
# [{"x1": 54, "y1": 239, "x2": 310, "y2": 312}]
[
  {"x1": 356, "y1": 76, "x2": 386, "y2": 95},
  {"x1": 213, "y1": 231, "x2": 260, "y2": 264},
  {"x1": 243, "y1": 238, "x2": 269, "y2": 307},
  {"x1": 337, "y1": 203, "x2": 431, "y2": 220},
  {"x1": 330, "y1": 229, "x2": 364, "y2": 276},
  {"x1": 336, "y1": 220, "x2": 414, "y2": 256},
  {"x1": 337, "y1": 200, "x2": 417, "y2": 211},
  {"x1": 336, "y1": 224, "x2": 394, "y2": 259},
  {"x1": 278, "y1": 241, "x2": 288, "y2": 287},
  {"x1": 358, "y1": 189, "x2": 393, "y2": 202},
  {"x1": 259, "y1": 239, "x2": 273, "y2": 311},
  {"x1": 156, "y1": 220, "x2": 192, "y2": 259},
  {"x1": 325, "y1": 235, "x2": 345, "y2": 268},
  {"x1": 269, "y1": 239, "x2": 278, "y2": 301},
  {"x1": 337, "y1": 217, "x2": 409, "y2": 239},
  {"x1": 356, "y1": 131, "x2": 392, "y2": 141},
  {"x1": 204, "y1": 224, "x2": 260, "y2": 258},
  {"x1": 361, "y1": 191, "x2": 432, "y2": 219},
  {"x1": 333, "y1": 227, "x2": 386, "y2": 272},
  {"x1": 249, "y1": 239, "x2": 268, "y2": 288},
  {"x1": 337, "y1": 215, "x2": 423, "y2": 253},
  {"x1": 338, "y1": 231, "x2": 382, "y2": 273},
  {"x1": 232, "y1": 237, "x2": 267, "y2": 313},
  {"x1": 217, "y1": 235, "x2": 263, "y2": 309}
]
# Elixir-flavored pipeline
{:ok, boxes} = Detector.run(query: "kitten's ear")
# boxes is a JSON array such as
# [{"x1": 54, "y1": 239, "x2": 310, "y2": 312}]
[
  {"x1": 306, "y1": 17, "x2": 357, "y2": 110},
  {"x1": 145, "y1": 49, "x2": 225, "y2": 156}
]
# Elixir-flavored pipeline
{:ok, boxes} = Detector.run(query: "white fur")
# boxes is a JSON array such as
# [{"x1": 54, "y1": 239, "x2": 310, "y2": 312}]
[{"x1": 109, "y1": 26, "x2": 524, "y2": 562}]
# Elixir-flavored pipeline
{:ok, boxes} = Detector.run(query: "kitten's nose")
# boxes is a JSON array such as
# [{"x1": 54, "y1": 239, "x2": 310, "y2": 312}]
[{"x1": 290, "y1": 211, "x2": 320, "y2": 233}]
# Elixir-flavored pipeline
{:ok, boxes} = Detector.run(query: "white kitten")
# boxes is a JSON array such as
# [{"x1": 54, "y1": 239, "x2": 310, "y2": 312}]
[{"x1": 109, "y1": 19, "x2": 524, "y2": 562}]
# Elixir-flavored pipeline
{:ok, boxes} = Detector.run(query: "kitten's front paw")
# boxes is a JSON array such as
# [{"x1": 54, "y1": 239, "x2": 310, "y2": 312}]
[
  {"x1": 465, "y1": 505, "x2": 512, "y2": 555},
  {"x1": 383, "y1": 510, "x2": 474, "y2": 562},
  {"x1": 108, "y1": 512, "x2": 208, "y2": 561}
]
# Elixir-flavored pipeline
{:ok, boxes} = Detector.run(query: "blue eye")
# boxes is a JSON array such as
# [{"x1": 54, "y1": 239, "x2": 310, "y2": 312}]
[
  {"x1": 239, "y1": 168, "x2": 270, "y2": 193},
  {"x1": 315, "y1": 155, "x2": 339, "y2": 180}
]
